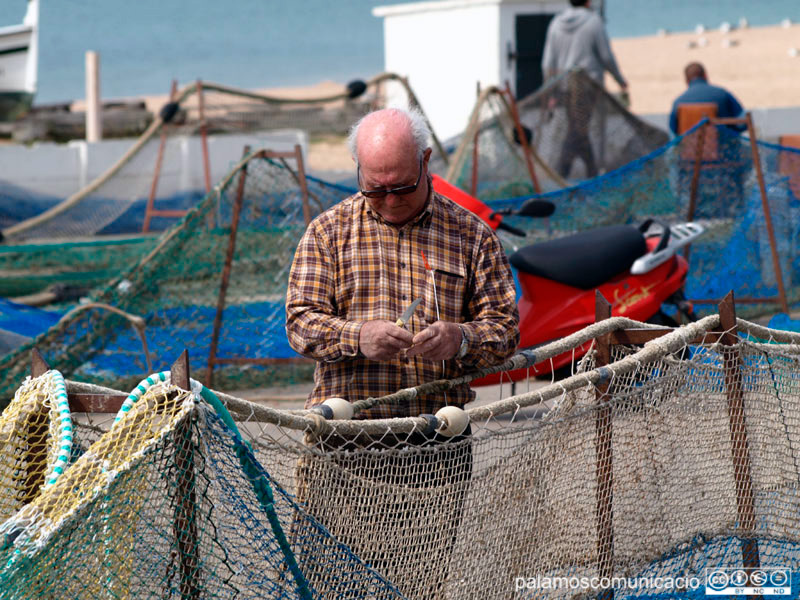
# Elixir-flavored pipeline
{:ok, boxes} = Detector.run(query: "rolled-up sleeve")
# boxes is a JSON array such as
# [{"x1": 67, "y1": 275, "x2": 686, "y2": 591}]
[
  {"x1": 286, "y1": 222, "x2": 362, "y2": 363},
  {"x1": 458, "y1": 230, "x2": 520, "y2": 368}
]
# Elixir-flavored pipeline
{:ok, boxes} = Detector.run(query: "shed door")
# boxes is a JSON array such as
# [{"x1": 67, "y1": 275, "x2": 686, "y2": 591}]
[{"x1": 514, "y1": 13, "x2": 554, "y2": 100}]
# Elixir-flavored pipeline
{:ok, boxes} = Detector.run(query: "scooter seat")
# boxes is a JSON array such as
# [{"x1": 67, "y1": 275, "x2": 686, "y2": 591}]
[{"x1": 509, "y1": 225, "x2": 647, "y2": 289}]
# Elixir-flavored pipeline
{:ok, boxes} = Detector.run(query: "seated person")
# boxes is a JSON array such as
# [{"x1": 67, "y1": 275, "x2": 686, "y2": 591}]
[{"x1": 669, "y1": 62, "x2": 745, "y2": 134}]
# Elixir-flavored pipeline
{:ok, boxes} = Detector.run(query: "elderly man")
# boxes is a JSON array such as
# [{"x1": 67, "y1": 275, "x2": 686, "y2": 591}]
[
  {"x1": 285, "y1": 107, "x2": 518, "y2": 596},
  {"x1": 286, "y1": 107, "x2": 519, "y2": 418}
]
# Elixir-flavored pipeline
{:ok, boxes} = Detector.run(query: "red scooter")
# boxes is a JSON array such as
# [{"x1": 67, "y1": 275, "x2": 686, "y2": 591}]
[{"x1": 431, "y1": 175, "x2": 704, "y2": 384}]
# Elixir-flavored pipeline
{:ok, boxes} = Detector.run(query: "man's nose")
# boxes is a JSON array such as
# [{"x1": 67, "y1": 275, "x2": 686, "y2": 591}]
[{"x1": 383, "y1": 193, "x2": 405, "y2": 204}]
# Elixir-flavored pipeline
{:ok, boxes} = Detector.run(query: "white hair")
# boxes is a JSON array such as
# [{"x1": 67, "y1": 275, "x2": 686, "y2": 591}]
[{"x1": 347, "y1": 107, "x2": 432, "y2": 161}]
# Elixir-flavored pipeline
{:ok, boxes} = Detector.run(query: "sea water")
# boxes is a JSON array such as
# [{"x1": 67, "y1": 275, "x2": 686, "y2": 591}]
[{"x1": 0, "y1": 0, "x2": 799, "y2": 105}]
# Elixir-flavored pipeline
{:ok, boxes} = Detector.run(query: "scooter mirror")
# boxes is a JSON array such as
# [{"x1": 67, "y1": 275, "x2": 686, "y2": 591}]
[{"x1": 517, "y1": 200, "x2": 555, "y2": 218}]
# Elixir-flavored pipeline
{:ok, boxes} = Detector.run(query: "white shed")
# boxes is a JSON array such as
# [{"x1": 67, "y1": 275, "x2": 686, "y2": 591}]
[{"x1": 373, "y1": 0, "x2": 582, "y2": 140}]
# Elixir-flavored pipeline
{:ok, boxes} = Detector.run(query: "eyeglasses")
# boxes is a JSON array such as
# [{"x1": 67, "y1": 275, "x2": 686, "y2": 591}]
[{"x1": 357, "y1": 158, "x2": 423, "y2": 199}]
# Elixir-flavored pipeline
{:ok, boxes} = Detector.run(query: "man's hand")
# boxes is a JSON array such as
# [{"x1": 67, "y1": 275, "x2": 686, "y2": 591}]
[
  {"x1": 406, "y1": 321, "x2": 462, "y2": 361},
  {"x1": 359, "y1": 320, "x2": 414, "y2": 361}
]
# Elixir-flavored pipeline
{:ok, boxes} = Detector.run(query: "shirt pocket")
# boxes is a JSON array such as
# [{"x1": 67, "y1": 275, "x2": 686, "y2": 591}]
[{"x1": 419, "y1": 267, "x2": 467, "y2": 326}]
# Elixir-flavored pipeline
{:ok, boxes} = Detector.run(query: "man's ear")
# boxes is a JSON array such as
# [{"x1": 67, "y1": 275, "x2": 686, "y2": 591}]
[{"x1": 423, "y1": 147, "x2": 433, "y2": 169}]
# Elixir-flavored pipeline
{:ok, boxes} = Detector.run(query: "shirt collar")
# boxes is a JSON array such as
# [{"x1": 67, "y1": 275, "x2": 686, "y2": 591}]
[{"x1": 361, "y1": 175, "x2": 435, "y2": 229}]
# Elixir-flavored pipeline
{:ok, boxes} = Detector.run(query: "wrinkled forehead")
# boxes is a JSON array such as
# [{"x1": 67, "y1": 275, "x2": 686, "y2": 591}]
[{"x1": 357, "y1": 142, "x2": 419, "y2": 184}]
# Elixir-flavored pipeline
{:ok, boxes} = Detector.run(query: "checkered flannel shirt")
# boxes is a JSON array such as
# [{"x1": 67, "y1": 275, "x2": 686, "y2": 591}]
[{"x1": 286, "y1": 189, "x2": 519, "y2": 419}]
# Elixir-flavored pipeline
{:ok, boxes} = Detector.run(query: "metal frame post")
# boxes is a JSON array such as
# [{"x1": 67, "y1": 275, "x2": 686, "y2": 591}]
[
  {"x1": 745, "y1": 113, "x2": 790, "y2": 313},
  {"x1": 504, "y1": 81, "x2": 542, "y2": 194},
  {"x1": 205, "y1": 146, "x2": 313, "y2": 388},
  {"x1": 594, "y1": 291, "x2": 614, "y2": 600},
  {"x1": 143, "y1": 80, "x2": 178, "y2": 233},
  {"x1": 205, "y1": 146, "x2": 251, "y2": 388},
  {"x1": 470, "y1": 82, "x2": 481, "y2": 197},
  {"x1": 684, "y1": 115, "x2": 790, "y2": 312},
  {"x1": 170, "y1": 350, "x2": 200, "y2": 599},
  {"x1": 717, "y1": 292, "x2": 760, "y2": 572},
  {"x1": 197, "y1": 79, "x2": 212, "y2": 195}
]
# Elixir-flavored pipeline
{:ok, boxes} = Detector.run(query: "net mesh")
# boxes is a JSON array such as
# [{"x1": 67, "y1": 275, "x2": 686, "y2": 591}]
[
  {"x1": 439, "y1": 70, "x2": 669, "y2": 200},
  {"x1": 0, "y1": 370, "x2": 71, "y2": 524},
  {"x1": 4, "y1": 316, "x2": 800, "y2": 598},
  {"x1": 0, "y1": 74, "x2": 414, "y2": 244},
  {"x1": 0, "y1": 151, "x2": 351, "y2": 404},
  {"x1": 0, "y1": 377, "x2": 404, "y2": 599},
  {"x1": 488, "y1": 122, "x2": 800, "y2": 314}
]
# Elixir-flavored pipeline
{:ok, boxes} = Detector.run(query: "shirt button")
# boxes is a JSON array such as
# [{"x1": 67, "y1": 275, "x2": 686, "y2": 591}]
[
  {"x1": 400, "y1": 262, "x2": 406, "y2": 268},
  {"x1": 402, "y1": 294, "x2": 407, "y2": 300},
  {"x1": 399, "y1": 231, "x2": 404, "y2": 237}
]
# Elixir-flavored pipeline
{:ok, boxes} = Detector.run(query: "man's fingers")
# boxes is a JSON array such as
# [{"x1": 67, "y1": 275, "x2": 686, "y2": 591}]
[
  {"x1": 387, "y1": 325, "x2": 414, "y2": 346},
  {"x1": 411, "y1": 327, "x2": 435, "y2": 346},
  {"x1": 407, "y1": 332, "x2": 443, "y2": 358}
]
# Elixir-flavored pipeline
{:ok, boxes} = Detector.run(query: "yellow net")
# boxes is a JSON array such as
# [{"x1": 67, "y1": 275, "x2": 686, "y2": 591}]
[{"x1": 0, "y1": 370, "x2": 71, "y2": 523}]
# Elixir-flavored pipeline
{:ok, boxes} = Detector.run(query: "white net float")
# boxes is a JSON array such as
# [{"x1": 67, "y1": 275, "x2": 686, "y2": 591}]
[{"x1": 434, "y1": 405, "x2": 469, "y2": 437}]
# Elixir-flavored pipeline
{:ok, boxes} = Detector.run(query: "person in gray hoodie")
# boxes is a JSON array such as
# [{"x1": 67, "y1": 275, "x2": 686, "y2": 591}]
[{"x1": 541, "y1": 0, "x2": 628, "y2": 178}]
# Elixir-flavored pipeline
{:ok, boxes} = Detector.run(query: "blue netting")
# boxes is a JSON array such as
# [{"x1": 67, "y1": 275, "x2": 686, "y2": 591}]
[{"x1": 488, "y1": 121, "x2": 800, "y2": 311}]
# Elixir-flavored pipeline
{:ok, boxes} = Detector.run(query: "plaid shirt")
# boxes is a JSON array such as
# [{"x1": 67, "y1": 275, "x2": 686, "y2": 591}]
[{"x1": 286, "y1": 188, "x2": 519, "y2": 419}]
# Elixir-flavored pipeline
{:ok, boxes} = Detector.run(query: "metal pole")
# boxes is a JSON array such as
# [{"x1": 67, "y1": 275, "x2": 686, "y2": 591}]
[
  {"x1": 594, "y1": 291, "x2": 614, "y2": 600},
  {"x1": 470, "y1": 82, "x2": 481, "y2": 197},
  {"x1": 143, "y1": 80, "x2": 178, "y2": 233},
  {"x1": 292, "y1": 144, "x2": 312, "y2": 225},
  {"x1": 504, "y1": 81, "x2": 541, "y2": 194},
  {"x1": 205, "y1": 146, "x2": 250, "y2": 388},
  {"x1": 745, "y1": 113, "x2": 790, "y2": 313},
  {"x1": 717, "y1": 292, "x2": 760, "y2": 572},
  {"x1": 171, "y1": 350, "x2": 201, "y2": 599},
  {"x1": 683, "y1": 120, "x2": 707, "y2": 262},
  {"x1": 196, "y1": 80, "x2": 212, "y2": 194}
]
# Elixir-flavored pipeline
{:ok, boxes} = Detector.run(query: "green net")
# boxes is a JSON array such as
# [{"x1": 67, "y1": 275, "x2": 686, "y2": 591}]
[
  {"x1": 0, "y1": 150, "x2": 353, "y2": 406},
  {"x1": 0, "y1": 236, "x2": 160, "y2": 299}
]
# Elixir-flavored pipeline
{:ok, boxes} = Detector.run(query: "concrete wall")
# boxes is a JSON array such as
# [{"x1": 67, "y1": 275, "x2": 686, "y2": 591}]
[
  {"x1": 639, "y1": 106, "x2": 800, "y2": 143},
  {"x1": 0, "y1": 129, "x2": 307, "y2": 200}
]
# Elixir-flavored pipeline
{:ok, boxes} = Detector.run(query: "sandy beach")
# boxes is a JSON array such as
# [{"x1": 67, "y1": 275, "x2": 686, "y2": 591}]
[
  {"x1": 65, "y1": 22, "x2": 800, "y2": 171},
  {"x1": 609, "y1": 22, "x2": 800, "y2": 115},
  {"x1": 70, "y1": 80, "x2": 357, "y2": 172}
]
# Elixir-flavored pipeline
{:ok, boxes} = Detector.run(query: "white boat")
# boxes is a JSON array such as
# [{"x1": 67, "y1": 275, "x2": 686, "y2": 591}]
[{"x1": 0, "y1": 0, "x2": 38, "y2": 121}]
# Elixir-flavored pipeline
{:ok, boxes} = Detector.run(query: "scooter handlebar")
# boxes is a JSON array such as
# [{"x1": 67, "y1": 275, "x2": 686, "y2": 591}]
[{"x1": 496, "y1": 221, "x2": 528, "y2": 237}]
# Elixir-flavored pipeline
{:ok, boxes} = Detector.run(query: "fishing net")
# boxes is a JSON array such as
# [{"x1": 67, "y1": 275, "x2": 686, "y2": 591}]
[
  {"x1": 0, "y1": 236, "x2": 160, "y2": 299},
  {"x1": 0, "y1": 373, "x2": 404, "y2": 599},
  {"x1": 4, "y1": 313, "x2": 800, "y2": 598},
  {"x1": 0, "y1": 73, "x2": 430, "y2": 244},
  {"x1": 0, "y1": 150, "x2": 353, "y2": 405},
  {"x1": 0, "y1": 370, "x2": 71, "y2": 524},
  {"x1": 440, "y1": 69, "x2": 669, "y2": 200},
  {"x1": 488, "y1": 122, "x2": 800, "y2": 315}
]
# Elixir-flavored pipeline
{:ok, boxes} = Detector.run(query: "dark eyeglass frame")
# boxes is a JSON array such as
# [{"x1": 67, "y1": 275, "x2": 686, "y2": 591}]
[{"x1": 357, "y1": 158, "x2": 423, "y2": 199}]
